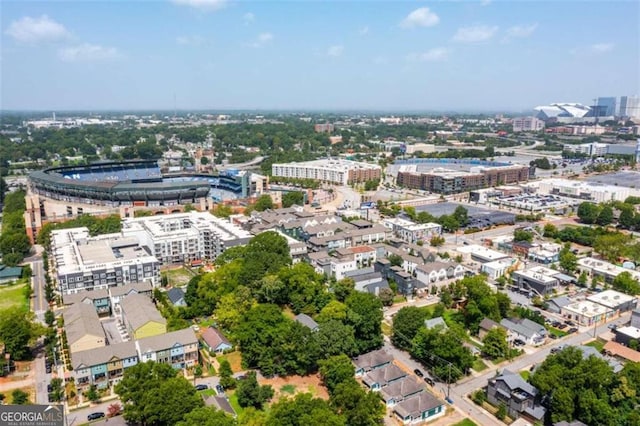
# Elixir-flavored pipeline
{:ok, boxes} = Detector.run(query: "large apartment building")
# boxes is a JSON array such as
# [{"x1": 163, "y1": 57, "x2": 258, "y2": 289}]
[
  {"x1": 51, "y1": 228, "x2": 160, "y2": 295},
  {"x1": 397, "y1": 165, "x2": 530, "y2": 194},
  {"x1": 121, "y1": 212, "x2": 252, "y2": 265},
  {"x1": 271, "y1": 159, "x2": 382, "y2": 185}
]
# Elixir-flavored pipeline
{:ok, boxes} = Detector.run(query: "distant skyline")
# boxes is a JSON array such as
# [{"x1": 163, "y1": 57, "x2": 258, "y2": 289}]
[{"x1": 2, "y1": 1, "x2": 639, "y2": 112}]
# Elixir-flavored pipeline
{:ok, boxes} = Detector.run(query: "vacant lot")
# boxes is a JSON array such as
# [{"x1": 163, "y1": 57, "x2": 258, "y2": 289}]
[
  {"x1": 0, "y1": 282, "x2": 28, "y2": 311},
  {"x1": 162, "y1": 267, "x2": 194, "y2": 286},
  {"x1": 260, "y1": 374, "x2": 329, "y2": 401}
]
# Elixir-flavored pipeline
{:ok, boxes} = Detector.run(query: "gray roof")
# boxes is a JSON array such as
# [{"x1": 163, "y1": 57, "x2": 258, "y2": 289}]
[
  {"x1": 137, "y1": 327, "x2": 198, "y2": 354},
  {"x1": 203, "y1": 395, "x2": 236, "y2": 416},
  {"x1": 71, "y1": 341, "x2": 137, "y2": 369},
  {"x1": 424, "y1": 317, "x2": 448, "y2": 330},
  {"x1": 416, "y1": 261, "x2": 452, "y2": 274},
  {"x1": 554, "y1": 421, "x2": 587, "y2": 426},
  {"x1": 121, "y1": 294, "x2": 166, "y2": 331},
  {"x1": 110, "y1": 282, "x2": 153, "y2": 298},
  {"x1": 479, "y1": 317, "x2": 501, "y2": 332},
  {"x1": 353, "y1": 349, "x2": 393, "y2": 370},
  {"x1": 294, "y1": 314, "x2": 319, "y2": 330},
  {"x1": 63, "y1": 288, "x2": 109, "y2": 306},
  {"x1": 363, "y1": 364, "x2": 407, "y2": 388},
  {"x1": 575, "y1": 345, "x2": 623, "y2": 373},
  {"x1": 63, "y1": 303, "x2": 106, "y2": 346},
  {"x1": 548, "y1": 296, "x2": 571, "y2": 308},
  {"x1": 393, "y1": 392, "x2": 444, "y2": 419},
  {"x1": 495, "y1": 369, "x2": 538, "y2": 397},
  {"x1": 380, "y1": 376, "x2": 424, "y2": 402},
  {"x1": 166, "y1": 287, "x2": 185, "y2": 304},
  {"x1": 500, "y1": 318, "x2": 545, "y2": 339}
]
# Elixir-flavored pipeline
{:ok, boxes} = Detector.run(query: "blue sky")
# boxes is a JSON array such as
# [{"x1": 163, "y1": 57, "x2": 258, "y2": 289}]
[{"x1": 2, "y1": 0, "x2": 639, "y2": 111}]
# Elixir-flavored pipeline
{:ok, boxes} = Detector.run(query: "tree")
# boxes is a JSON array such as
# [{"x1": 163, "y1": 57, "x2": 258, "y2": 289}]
[
  {"x1": 453, "y1": 206, "x2": 469, "y2": 227},
  {"x1": 577, "y1": 202, "x2": 600, "y2": 224},
  {"x1": 481, "y1": 327, "x2": 509, "y2": 360},
  {"x1": 212, "y1": 203, "x2": 233, "y2": 218},
  {"x1": 315, "y1": 320, "x2": 357, "y2": 358},
  {"x1": 330, "y1": 380, "x2": 385, "y2": 426},
  {"x1": 411, "y1": 326, "x2": 473, "y2": 383},
  {"x1": 282, "y1": 191, "x2": 305, "y2": 208},
  {"x1": 392, "y1": 306, "x2": 429, "y2": 351},
  {"x1": 44, "y1": 310, "x2": 55, "y2": 327},
  {"x1": 319, "y1": 354, "x2": 355, "y2": 394},
  {"x1": 496, "y1": 403, "x2": 507, "y2": 420},
  {"x1": 11, "y1": 389, "x2": 29, "y2": 405},
  {"x1": 559, "y1": 245, "x2": 577, "y2": 274},
  {"x1": 115, "y1": 361, "x2": 202, "y2": 426},
  {"x1": 253, "y1": 195, "x2": 274, "y2": 212},
  {"x1": 619, "y1": 205, "x2": 636, "y2": 229},
  {"x1": 85, "y1": 385, "x2": 100, "y2": 403},
  {"x1": 331, "y1": 278, "x2": 355, "y2": 302},
  {"x1": 612, "y1": 272, "x2": 640, "y2": 295},
  {"x1": 594, "y1": 233, "x2": 630, "y2": 262},
  {"x1": 439, "y1": 215, "x2": 460, "y2": 233},
  {"x1": 378, "y1": 288, "x2": 394, "y2": 306},
  {"x1": 236, "y1": 371, "x2": 274, "y2": 409},
  {"x1": 219, "y1": 359, "x2": 236, "y2": 389},
  {"x1": 577, "y1": 271, "x2": 588, "y2": 287},
  {"x1": 345, "y1": 292, "x2": 383, "y2": 354},
  {"x1": 267, "y1": 393, "x2": 345, "y2": 426},
  {"x1": 0, "y1": 307, "x2": 43, "y2": 360},
  {"x1": 388, "y1": 254, "x2": 403, "y2": 267},
  {"x1": 177, "y1": 407, "x2": 236, "y2": 426},
  {"x1": 543, "y1": 223, "x2": 558, "y2": 238},
  {"x1": 596, "y1": 205, "x2": 614, "y2": 226},
  {"x1": 429, "y1": 235, "x2": 445, "y2": 247},
  {"x1": 513, "y1": 229, "x2": 533, "y2": 243}
]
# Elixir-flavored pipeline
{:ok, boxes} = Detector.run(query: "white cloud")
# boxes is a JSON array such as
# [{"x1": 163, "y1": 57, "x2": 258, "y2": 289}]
[
  {"x1": 327, "y1": 45, "x2": 344, "y2": 57},
  {"x1": 58, "y1": 43, "x2": 122, "y2": 62},
  {"x1": 407, "y1": 47, "x2": 449, "y2": 62},
  {"x1": 176, "y1": 35, "x2": 206, "y2": 46},
  {"x1": 359, "y1": 26, "x2": 369, "y2": 36},
  {"x1": 453, "y1": 25, "x2": 498, "y2": 43},
  {"x1": 171, "y1": 0, "x2": 227, "y2": 11},
  {"x1": 591, "y1": 42, "x2": 614, "y2": 53},
  {"x1": 5, "y1": 15, "x2": 70, "y2": 44},
  {"x1": 401, "y1": 7, "x2": 440, "y2": 29},
  {"x1": 243, "y1": 12, "x2": 255, "y2": 25},
  {"x1": 247, "y1": 32, "x2": 273, "y2": 48},
  {"x1": 504, "y1": 23, "x2": 538, "y2": 41}
]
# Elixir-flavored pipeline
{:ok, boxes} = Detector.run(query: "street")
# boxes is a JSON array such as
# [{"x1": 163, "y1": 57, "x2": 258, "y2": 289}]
[{"x1": 31, "y1": 258, "x2": 47, "y2": 322}]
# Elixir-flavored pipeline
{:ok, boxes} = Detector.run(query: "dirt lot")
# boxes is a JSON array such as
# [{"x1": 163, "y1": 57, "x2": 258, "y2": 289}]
[{"x1": 259, "y1": 374, "x2": 329, "y2": 401}]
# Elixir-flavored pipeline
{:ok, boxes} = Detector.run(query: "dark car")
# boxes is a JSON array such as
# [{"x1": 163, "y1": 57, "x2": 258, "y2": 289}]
[
  {"x1": 87, "y1": 412, "x2": 105, "y2": 421},
  {"x1": 513, "y1": 339, "x2": 525, "y2": 346},
  {"x1": 568, "y1": 327, "x2": 578, "y2": 334},
  {"x1": 195, "y1": 384, "x2": 208, "y2": 391},
  {"x1": 413, "y1": 369, "x2": 424, "y2": 378},
  {"x1": 215, "y1": 384, "x2": 225, "y2": 394},
  {"x1": 424, "y1": 377, "x2": 435, "y2": 386},
  {"x1": 47, "y1": 383, "x2": 53, "y2": 393},
  {"x1": 45, "y1": 364, "x2": 52, "y2": 374}
]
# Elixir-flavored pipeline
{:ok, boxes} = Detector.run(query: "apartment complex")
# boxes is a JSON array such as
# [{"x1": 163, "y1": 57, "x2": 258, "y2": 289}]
[
  {"x1": 512, "y1": 117, "x2": 545, "y2": 132},
  {"x1": 51, "y1": 228, "x2": 160, "y2": 295},
  {"x1": 271, "y1": 159, "x2": 382, "y2": 185},
  {"x1": 397, "y1": 165, "x2": 530, "y2": 194},
  {"x1": 121, "y1": 212, "x2": 252, "y2": 265},
  {"x1": 382, "y1": 218, "x2": 442, "y2": 244}
]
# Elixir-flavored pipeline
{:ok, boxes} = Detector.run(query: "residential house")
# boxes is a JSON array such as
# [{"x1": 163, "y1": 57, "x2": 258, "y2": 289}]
[
  {"x1": 362, "y1": 364, "x2": 407, "y2": 391},
  {"x1": 478, "y1": 318, "x2": 503, "y2": 339},
  {"x1": 424, "y1": 317, "x2": 448, "y2": 331},
  {"x1": 0, "y1": 265, "x2": 23, "y2": 284},
  {"x1": 120, "y1": 294, "x2": 167, "y2": 339},
  {"x1": 415, "y1": 262, "x2": 464, "y2": 287},
  {"x1": 486, "y1": 370, "x2": 546, "y2": 423},
  {"x1": 200, "y1": 327, "x2": 232, "y2": 353},
  {"x1": 349, "y1": 245, "x2": 377, "y2": 267},
  {"x1": 331, "y1": 249, "x2": 358, "y2": 280},
  {"x1": 343, "y1": 268, "x2": 390, "y2": 295},
  {"x1": 353, "y1": 349, "x2": 393, "y2": 377},
  {"x1": 393, "y1": 392, "x2": 446, "y2": 424},
  {"x1": 375, "y1": 261, "x2": 420, "y2": 296},
  {"x1": 381, "y1": 245, "x2": 423, "y2": 275},
  {"x1": 500, "y1": 318, "x2": 546, "y2": 346},
  {"x1": 71, "y1": 341, "x2": 138, "y2": 390},
  {"x1": 63, "y1": 288, "x2": 111, "y2": 316},
  {"x1": 109, "y1": 282, "x2": 153, "y2": 310},
  {"x1": 546, "y1": 296, "x2": 571, "y2": 314},
  {"x1": 587, "y1": 290, "x2": 637, "y2": 317},
  {"x1": 380, "y1": 377, "x2": 424, "y2": 406},
  {"x1": 294, "y1": 314, "x2": 319, "y2": 332},
  {"x1": 382, "y1": 218, "x2": 442, "y2": 244},
  {"x1": 136, "y1": 328, "x2": 199, "y2": 369},
  {"x1": 63, "y1": 302, "x2": 106, "y2": 353},
  {"x1": 166, "y1": 287, "x2": 187, "y2": 307},
  {"x1": 603, "y1": 340, "x2": 640, "y2": 364},
  {"x1": 574, "y1": 345, "x2": 623, "y2": 373}
]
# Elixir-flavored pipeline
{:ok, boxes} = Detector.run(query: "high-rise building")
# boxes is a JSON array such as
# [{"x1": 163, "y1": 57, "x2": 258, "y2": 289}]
[
  {"x1": 597, "y1": 97, "x2": 617, "y2": 117},
  {"x1": 512, "y1": 116, "x2": 545, "y2": 132},
  {"x1": 620, "y1": 96, "x2": 640, "y2": 118}
]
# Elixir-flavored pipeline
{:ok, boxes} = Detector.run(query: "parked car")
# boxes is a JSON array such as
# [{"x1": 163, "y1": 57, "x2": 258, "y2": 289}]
[
  {"x1": 413, "y1": 369, "x2": 424, "y2": 377},
  {"x1": 568, "y1": 327, "x2": 578, "y2": 334},
  {"x1": 513, "y1": 339, "x2": 525, "y2": 346},
  {"x1": 45, "y1": 364, "x2": 52, "y2": 374},
  {"x1": 194, "y1": 384, "x2": 208, "y2": 391},
  {"x1": 87, "y1": 412, "x2": 105, "y2": 421},
  {"x1": 215, "y1": 384, "x2": 225, "y2": 394},
  {"x1": 424, "y1": 377, "x2": 435, "y2": 386}
]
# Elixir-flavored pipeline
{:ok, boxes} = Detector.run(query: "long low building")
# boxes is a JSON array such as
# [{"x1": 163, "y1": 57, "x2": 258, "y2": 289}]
[
  {"x1": 577, "y1": 257, "x2": 640, "y2": 283},
  {"x1": 271, "y1": 158, "x2": 381, "y2": 185}
]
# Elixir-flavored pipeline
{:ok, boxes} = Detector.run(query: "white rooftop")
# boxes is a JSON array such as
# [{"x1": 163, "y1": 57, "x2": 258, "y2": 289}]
[
  {"x1": 457, "y1": 244, "x2": 508, "y2": 261},
  {"x1": 587, "y1": 290, "x2": 636, "y2": 309},
  {"x1": 616, "y1": 326, "x2": 640, "y2": 339},
  {"x1": 563, "y1": 300, "x2": 611, "y2": 318}
]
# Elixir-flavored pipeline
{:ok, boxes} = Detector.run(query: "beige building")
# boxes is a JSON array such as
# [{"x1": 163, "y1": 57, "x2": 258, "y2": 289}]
[{"x1": 64, "y1": 302, "x2": 106, "y2": 353}]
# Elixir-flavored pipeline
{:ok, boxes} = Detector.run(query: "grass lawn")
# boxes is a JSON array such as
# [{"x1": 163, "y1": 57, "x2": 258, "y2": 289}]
[
  {"x1": 0, "y1": 282, "x2": 28, "y2": 311},
  {"x1": 199, "y1": 388, "x2": 216, "y2": 397},
  {"x1": 381, "y1": 322, "x2": 392, "y2": 336},
  {"x1": 452, "y1": 420, "x2": 478, "y2": 426},
  {"x1": 547, "y1": 327, "x2": 568, "y2": 338},
  {"x1": 393, "y1": 295, "x2": 406, "y2": 304},
  {"x1": 227, "y1": 392, "x2": 244, "y2": 415},
  {"x1": 472, "y1": 359, "x2": 488, "y2": 372},
  {"x1": 218, "y1": 351, "x2": 243, "y2": 373},
  {"x1": 162, "y1": 267, "x2": 194, "y2": 286},
  {"x1": 585, "y1": 339, "x2": 605, "y2": 353},
  {"x1": 280, "y1": 384, "x2": 296, "y2": 394},
  {"x1": 520, "y1": 370, "x2": 530, "y2": 381}
]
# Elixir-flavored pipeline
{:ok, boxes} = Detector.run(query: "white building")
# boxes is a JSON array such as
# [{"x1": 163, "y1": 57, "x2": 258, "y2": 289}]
[
  {"x1": 481, "y1": 259, "x2": 514, "y2": 280},
  {"x1": 587, "y1": 290, "x2": 637, "y2": 316},
  {"x1": 561, "y1": 300, "x2": 613, "y2": 326},
  {"x1": 563, "y1": 142, "x2": 608, "y2": 156},
  {"x1": 456, "y1": 244, "x2": 510, "y2": 263},
  {"x1": 51, "y1": 228, "x2": 160, "y2": 295},
  {"x1": 620, "y1": 96, "x2": 640, "y2": 118},
  {"x1": 382, "y1": 218, "x2": 442, "y2": 244},
  {"x1": 535, "y1": 178, "x2": 636, "y2": 203},
  {"x1": 121, "y1": 212, "x2": 253, "y2": 265},
  {"x1": 512, "y1": 117, "x2": 545, "y2": 132},
  {"x1": 577, "y1": 257, "x2": 640, "y2": 283},
  {"x1": 271, "y1": 158, "x2": 382, "y2": 185}
]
